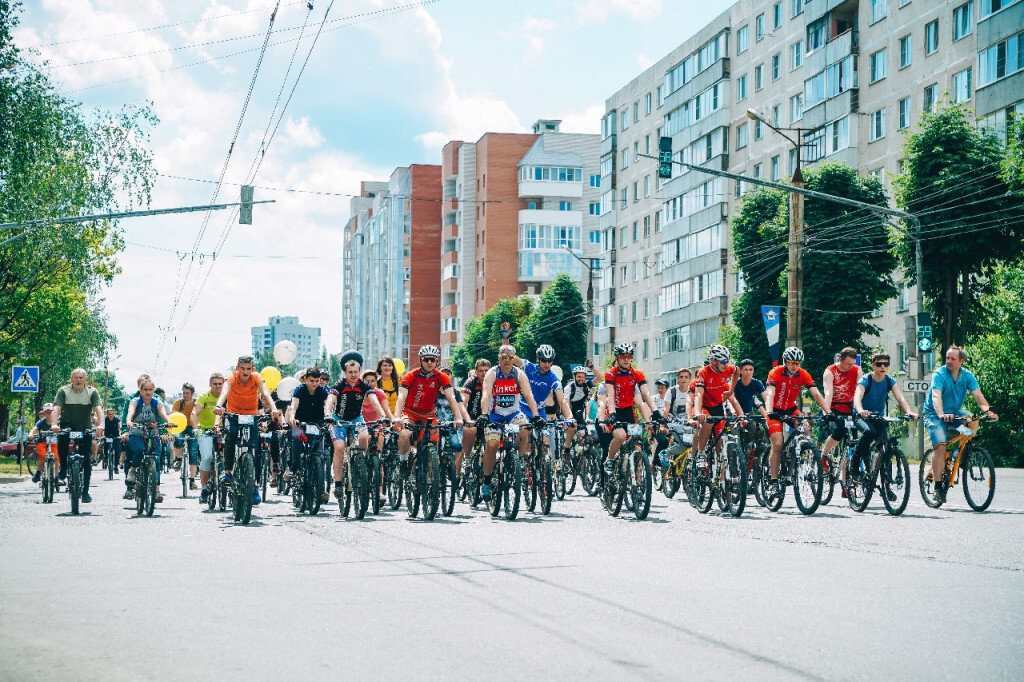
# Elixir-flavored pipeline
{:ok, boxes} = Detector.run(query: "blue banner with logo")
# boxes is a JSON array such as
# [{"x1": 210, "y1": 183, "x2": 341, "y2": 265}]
[{"x1": 761, "y1": 306, "x2": 781, "y2": 366}]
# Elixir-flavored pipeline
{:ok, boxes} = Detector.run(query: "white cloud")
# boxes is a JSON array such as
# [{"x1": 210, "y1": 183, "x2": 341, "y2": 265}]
[
  {"x1": 282, "y1": 116, "x2": 325, "y2": 148},
  {"x1": 556, "y1": 103, "x2": 604, "y2": 135},
  {"x1": 636, "y1": 53, "x2": 656, "y2": 70},
  {"x1": 516, "y1": 15, "x2": 558, "y2": 62},
  {"x1": 574, "y1": 0, "x2": 663, "y2": 24}
]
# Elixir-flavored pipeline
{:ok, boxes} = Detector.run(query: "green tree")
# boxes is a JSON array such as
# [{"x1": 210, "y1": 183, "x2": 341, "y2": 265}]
[
  {"x1": 893, "y1": 103, "x2": 1022, "y2": 349},
  {"x1": 515, "y1": 274, "x2": 587, "y2": 367},
  {"x1": 731, "y1": 162, "x2": 897, "y2": 374},
  {"x1": 1000, "y1": 114, "x2": 1024, "y2": 192},
  {"x1": 449, "y1": 296, "x2": 535, "y2": 377}
]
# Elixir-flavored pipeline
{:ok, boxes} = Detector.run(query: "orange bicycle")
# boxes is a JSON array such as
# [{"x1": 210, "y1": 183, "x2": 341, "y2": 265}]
[{"x1": 919, "y1": 414, "x2": 996, "y2": 511}]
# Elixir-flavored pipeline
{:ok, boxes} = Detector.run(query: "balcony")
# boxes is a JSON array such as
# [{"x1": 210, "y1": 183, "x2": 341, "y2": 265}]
[
  {"x1": 804, "y1": 29, "x2": 858, "y2": 79},
  {"x1": 518, "y1": 208, "x2": 583, "y2": 227},
  {"x1": 803, "y1": 88, "x2": 859, "y2": 130},
  {"x1": 519, "y1": 180, "x2": 584, "y2": 199}
]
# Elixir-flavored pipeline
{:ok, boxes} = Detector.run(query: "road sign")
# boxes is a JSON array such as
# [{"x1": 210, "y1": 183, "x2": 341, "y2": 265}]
[
  {"x1": 901, "y1": 374, "x2": 932, "y2": 395},
  {"x1": 11, "y1": 366, "x2": 39, "y2": 393}
]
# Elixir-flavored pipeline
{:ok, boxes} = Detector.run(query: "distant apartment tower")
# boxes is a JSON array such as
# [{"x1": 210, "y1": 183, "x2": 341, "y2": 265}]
[
  {"x1": 250, "y1": 316, "x2": 321, "y2": 368},
  {"x1": 439, "y1": 120, "x2": 602, "y2": 362},
  {"x1": 342, "y1": 165, "x2": 442, "y2": 369}
]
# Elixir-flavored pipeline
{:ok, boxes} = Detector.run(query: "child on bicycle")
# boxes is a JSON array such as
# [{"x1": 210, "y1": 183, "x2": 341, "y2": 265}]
[{"x1": 124, "y1": 379, "x2": 173, "y2": 502}]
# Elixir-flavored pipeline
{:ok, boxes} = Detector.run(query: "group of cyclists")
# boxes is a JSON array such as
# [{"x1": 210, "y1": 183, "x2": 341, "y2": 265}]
[{"x1": 24, "y1": 326, "x2": 999, "y2": 518}]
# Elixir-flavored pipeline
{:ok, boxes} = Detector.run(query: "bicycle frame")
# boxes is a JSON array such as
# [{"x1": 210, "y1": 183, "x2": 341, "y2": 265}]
[{"x1": 939, "y1": 417, "x2": 984, "y2": 487}]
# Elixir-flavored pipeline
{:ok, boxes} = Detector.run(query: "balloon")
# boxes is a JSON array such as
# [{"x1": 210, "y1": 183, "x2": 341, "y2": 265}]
[
  {"x1": 551, "y1": 364, "x2": 563, "y2": 383},
  {"x1": 294, "y1": 369, "x2": 305, "y2": 380},
  {"x1": 274, "y1": 340, "x2": 298, "y2": 365},
  {"x1": 276, "y1": 377, "x2": 300, "y2": 398},
  {"x1": 393, "y1": 358, "x2": 405, "y2": 376},
  {"x1": 260, "y1": 366, "x2": 282, "y2": 390},
  {"x1": 167, "y1": 412, "x2": 187, "y2": 435}
]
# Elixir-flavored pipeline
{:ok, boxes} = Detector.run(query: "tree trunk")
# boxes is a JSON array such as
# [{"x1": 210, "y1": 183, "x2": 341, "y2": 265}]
[{"x1": 0, "y1": 402, "x2": 10, "y2": 441}]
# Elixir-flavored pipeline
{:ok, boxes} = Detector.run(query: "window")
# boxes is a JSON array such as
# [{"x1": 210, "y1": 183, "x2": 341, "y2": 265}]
[
  {"x1": 790, "y1": 93, "x2": 803, "y2": 122},
  {"x1": 772, "y1": 104, "x2": 781, "y2": 126},
  {"x1": 737, "y1": 25, "x2": 749, "y2": 53},
  {"x1": 620, "y1": 188, "x2": 627, "y2": 207},
  {"x1": 643, "y1": 215, "x2": 651, "y2": 237},
  {"x1": 982, "y1": 0, "x2": 1020, "y2": 16},
  {"x1": 792, "y1": 41, "x2": 803, "y2": 69},
  {"x1": 924, "y1": 84, "x2": 937, "y2": 112},
  {"x1": 645, "y1": 93, "x2": 653, "y2": 114},
  {"x1": 589, "y1": 229, "x2": 601, "y2": 243},
  {"x1": 773, "y1": 2, "x2": 783, "y2": 28},
  {"x1": 664, "y1": 32, "x2": 728, "y2": 94},
  {"x1": 644, "y1": 298, "x2": 650, "y2": 319},
  {"x1": 642, "y1": 339, "x2": 649, "y2": 360},
  {"x1": 619, "y1": 306, "x2": 626, "y2": 325},
  {"x1": 657, "y1": 85, "x2": 664, "y2": 107},
  {"x1": 756, "y1": 14, "x2": 765, "y2": 40},
  {"x1": 870, "y1": 109, "x2": 886, "y2": 141},
  {"x1": 632, "y1": 182, "x2": 639, "y2": 203},
  {"x1": 791, "y1": 0, "x2": 803, "y2": 17},
  {"x1": 770, "y1": 155, "x2": 780, "y2": 181},
  {"x1": 634, "y1": 101, "x2": 640, "y2": 122},
  {"x1": 803, "y1": 55, "x2": 857, "y2": 108},
  {"x1": 736, "y1": 123, "x2": 749, "y2": 149},
  {"x1": 925, "y1": 20, "x2": 939, "y2": 54},
  {"x1": 788, "y1": 148, "x2": 796, "y2": 174},
  {"x1": 953, "y1": 2, "x2": 973, "y2": 41},
  {"x1": 589, "y1": 174, "x2": 601, "y2": 187},
  {"x1": 898, "y1": 97, "x2": 911, "y2": 129},
  {"x1": 803, "y1": 116, "x2": 851, "y2": 160},
  {"x1": 870, "y1": 49, "x2": 887, "y2": 82},
  {"x1": 621, "y1": 107, "x2": 630, "y2": 130},
  {"x1": 558, "y1": 201, "x2": 572, "y2": 211},
  {"x1": 631, "y1": 301, "x2": 638, "y2": 323},
  {"x1": 644, "y1": 175, "x2": 651, "y2": 197},
  {"x1": 952, "y1": 67, "x2": 972, "y2": 102},
  {"x1": 753, "y1": 163, "x2": 762, "y2": 179},
  {"x1": 589, "y1": 202, "x2": 601, "y2": 215},
  {"x1": 754, "y1": 119, "x2": 763, "y2": 140},
  {"x1": 899, "y1": 34, "x2": 912, "y2": 68},
  {"x1": 979, "y1": 30, "x2": 1024, "y2": 86},
  {"x1": 807, "y1": 18, "x2": 826, "y2": 52},
  {"x1": 772, "y1": 53, "x2": 781, "y2": 80},
  {"x1": 621, "y1": 149, "x2": 628, "y2": 169},
  {"x1": 870, "y1": 0, "x2": 887, "y2": 22},
  {"x1": 755, "y1": 64, "x2": 764, "y2": 90},
  {"x1": 737, "y1": 74, "x2": 748, "y2": 101}
]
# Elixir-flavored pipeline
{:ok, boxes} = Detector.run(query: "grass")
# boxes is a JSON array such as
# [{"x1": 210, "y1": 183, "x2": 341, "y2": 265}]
[{"x1": 0, "y1": 455, "x2": 30, "y2": 476}]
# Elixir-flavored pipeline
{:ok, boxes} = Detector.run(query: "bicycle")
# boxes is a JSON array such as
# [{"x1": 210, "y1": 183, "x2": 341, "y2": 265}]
[
  {"x1": 459, "y1": 429, "x2": 485, "y2": 507},
  {"x1": 381, "y1": 429, "x2": 403, "y2": 511},
  {"x1": 437, "y1": 421, "x2": 459, "y2": 517},
  {"x1": 403, "y1": 421, "x2": 442, "y2": 521},
  {"x1": 258, "y1": 430, "x2": 272, "y2": 505},
  {"x1": 225, "y1": 413, "x2": 267, "y2": 525},
  {"x1": 61, "y1": 428, "x2": 94, "y2": 516},
  {"x1": 573, "y1": 422, "x2": 603, "y2": 497},
  {"x1": 327, "y1": 418, "x2": 370, "y2": 520},
  {"x1": 846, "y1": 414, "x2": 914, "y2": 515},
  {"x1": 550, "y1": 420, "x2": 570, "y2": 501},
  {"x1": 687, "y1": 416, "x2": 748, "y2": 517},
  {"x1": 130, "y1": 423, "x2": 162, "y2": 517},
  {"x1": 919, "y1": 414, "x2": 997, "y2": 511},
  {"x1": 365, "y1": 419, "x2": 391, "y2": 516},
  {"x1": 756, "y1": 414, "x2": 823, "y2": 515},
  {"x1": 103, "y1": 435, "x2": 119, "y2": 479},
  {"x1": 177, "y1": 432, "x2": 195, "y2": 498},
  {"x1": 291, "y1": 421, "x2": 326, "y2": 515},
  {"x1": 602, "y1": 420, "x2": 655, "y2": 520},
  {"x1": 203, "y1": 430, "x2": 230, "y2": 512},
  {"x1": 659, "y1": 421, "x2": 694, "y2": 500},
  {"x1": 818, "y1": 413, "x2": 859, "y2": 506},
  {"x1": 524, "y1": 421, "x2": 555, "y2": 515},
  {"x1": 36, "y1": 434, "x2": 59, "y2": 504},
  {"x1": 276, "y1": 429, "x2": 292, "y2": 495},
  {"x1": 484, "y1": 420, "x2": 528, "y2": 521}
]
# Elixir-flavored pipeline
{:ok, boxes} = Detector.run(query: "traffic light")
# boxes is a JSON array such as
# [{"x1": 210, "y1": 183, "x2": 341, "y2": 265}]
[
  {"x1": 239, "y1": 184, "x2": 254, "y2": 225},
  {"x1": 917, "y1": 311, "x2": 933, "y2": 353},
  {"x1": 658, "y1": 136, "x2": 673, "y2": 179}
]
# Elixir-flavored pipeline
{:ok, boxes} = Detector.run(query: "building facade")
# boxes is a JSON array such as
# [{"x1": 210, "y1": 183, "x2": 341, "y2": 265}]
[{"x1": 250, "y1": 316, "x2": 321, "y2": 368}]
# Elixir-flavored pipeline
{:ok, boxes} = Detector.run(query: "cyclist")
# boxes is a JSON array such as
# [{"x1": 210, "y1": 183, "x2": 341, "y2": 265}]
[
  {"x1": 29, "y1": 404, "x2": 56, "y2": 484},
  {"x1": 820, "y1": 347, "x2": 863, "y2": 493},
  {"x1": 603, "y1": 342, "x2": 662, "y2": 474},
  {"x1": 49, "y1": 368, "x2": 103, "y2": 504},
  {"x1": 325, "y1": 351, "x2": 387, "y2": 503},
  {"x1": 171, "y1": 382, "x2": 199, "y2": 490},
  {"x1": 763, "y1": 347, "x2": 830, "y2": 497},
  {"x1": 192, "y1": 372, "x2": 225, "y2": 505},
  {"x1": 852, "y1": 351, "x2": 917, "y2": 485},
  {"x1": 394, "y1": 346, "x2": 463, "y2": 481},
  {"x1": 562, "y1": 365, "x2": 594, "y2": 463},
  {"x1": 477, "y1": 344, "x2": 544, "y2": 501},
  {"x1": 283, "y1": 367, "x2": 330, "y2": 495},
  {"x1": 651, "y1": 379, "x2": 671, "y2": 460},
  {"x1": 121, "y1": 373, "x2": 156, "y2": 498},
  {"x1": 692, "y1": 345, "x2": 743, "y2": 459},
  {"x1": 664, "y1": 368, "x2": 692, "y2": 422},
  {"x1": 511, "y1": 344, "x2": 576, "y2": 467},
  {"x1": 213, "y1": 355, "x2": 281, "y2": 506},
  {"x1": 103, "y1": 407, "x2": 121, "y2": 472},
  {"x1": 319, "y1": 372, "x2": 330, "y2": 390},
  {"x1": 376, "y1": 355, "x2": 401, "y2": 415},
  {"x1": 731, "y1": 359, "x2": 769, "y2": 460},
  {"x1": 362, "y1": 369, "x2": 395, "y2": 505},
  {"x1": 922, "y1": 345, "x2": 998, "y2": 503},
  {"x1": 124, "y1": 378, "x2": 173, "y2": 502},
  {"x1": 459, "y1": 358, "x2": 490, "y2": 477}
]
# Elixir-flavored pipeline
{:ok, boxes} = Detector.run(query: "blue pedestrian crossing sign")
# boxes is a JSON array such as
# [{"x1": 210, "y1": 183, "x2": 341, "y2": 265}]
[{"x1": 11, "y1": 366, "x2": 39, "y2": 393}]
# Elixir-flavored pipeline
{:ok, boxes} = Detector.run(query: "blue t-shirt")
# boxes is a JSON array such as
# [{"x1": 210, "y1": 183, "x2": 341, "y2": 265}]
[
  {"x1": 732, "y1": 378, "x2": 765, "y2": 414},
  {"x1": 923, "y1": 366, "x2": 979, "y2": 416},
  {"x1": 858, "y1": 374, "x2": 896, "y2": 415},
  {"x1": 520, "y1": 361, "x2": 561, "y2": 415}
]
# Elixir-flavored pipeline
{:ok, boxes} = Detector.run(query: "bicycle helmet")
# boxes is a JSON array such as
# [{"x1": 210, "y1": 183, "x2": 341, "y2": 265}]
[
  {"x1": 782, "y1": 346, "x2": 804, "y2": 363},
  {"x1": 418, "y1": 345, "x2": 441, "y2": 359},
  {"x1": 571, "y1": 365, "x2": 586, "y2": 376},
  {"x1": 613, "y1": 342, "x2": 635, "y2": 356},
  {"x1": 707, "y1": 344, "x2": 731, "y2": 364},
  {"x1": 536, "y1": 344, "x2": 556, "y2": 361}
]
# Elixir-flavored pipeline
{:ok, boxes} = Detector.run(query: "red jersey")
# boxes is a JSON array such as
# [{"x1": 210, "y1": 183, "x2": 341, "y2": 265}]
[
  {"x1": 766, "y1": 366, "x2": 816, "y2": 411},
  {"x1": 400, "y1": 370, "x2": 451, "y2": 416},
  {"x1": 604, "y1": 366, "x2": 647, "y2": 410},
  {"x1": 826, "y1": 363, "x2": 859, "y2": 414},
  {"x1": 695, "y1": 364, "x2": 734, "y2": 408},
  {"x1": 687, "y1": 379, "x2": 697, "y2": 395}
]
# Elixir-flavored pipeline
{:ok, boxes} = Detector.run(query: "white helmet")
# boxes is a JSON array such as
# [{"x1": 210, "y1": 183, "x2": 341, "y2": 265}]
[
  {"x1": 782, "y1": 346, "x2": 804, "y2": 363},
  {"x1": 418, "y1": 345, "x2": 441, "y2": 359},
  {"x1": 536, "y1": 344, "x2": 556, "y2": 361},
  {"x1": 613, "y1": 342, "x2": 635, "y2": 356},
  {"x1": 707, "y1": 344, "x2": 731, "y2": 364}
]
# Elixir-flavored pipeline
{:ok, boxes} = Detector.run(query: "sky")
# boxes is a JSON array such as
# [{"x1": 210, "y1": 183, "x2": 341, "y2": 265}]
[{"x1": 15, "y1": 0, "x2": 732, "y2": 392}]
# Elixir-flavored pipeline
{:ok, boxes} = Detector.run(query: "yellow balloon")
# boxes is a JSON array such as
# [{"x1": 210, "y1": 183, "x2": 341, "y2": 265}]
[
  {"x1": 393, "y1": 358, "x2": 405, "y2": 376},
  {"x1": 167, "y1": 412, "x2": 187, "y2": 435},
  {"x1": 260, "y1": 366, "x2": 282, "y2": 390}
]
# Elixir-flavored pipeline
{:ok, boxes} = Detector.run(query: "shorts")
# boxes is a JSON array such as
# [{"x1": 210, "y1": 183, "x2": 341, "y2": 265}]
[
  {"x1": 701, "y1": 403, "x2": 726, "y2": 437},
  {"x1": 198, "y1": 432, "x2": 216, "y2": 472},
  {"x1": 825, "y1": 412, "x2": 855, "y2": 441},
  {"x1": 331, "y1": 416, "x2": 365, "y2": 444},
  {"x1": 767, "y1": 407, "x2": 799, "y2": 436},
  {"x1": 924, "y1": 409, "x2": 969, "y2": 447},
  {"x1": 485, "y1": 412, "x2": 528, "y2": 441},
  {"x1": 614, "y1": 407, "x2": 636, "y2": 425},
  {"x1": 174, "y1": 430, "x2": 200, "y2": 465}
]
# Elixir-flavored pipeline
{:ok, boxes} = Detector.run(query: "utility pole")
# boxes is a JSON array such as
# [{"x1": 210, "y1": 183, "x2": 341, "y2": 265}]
[{"x1": 563, "y1": 245, "x2": 596, "y2": 365}]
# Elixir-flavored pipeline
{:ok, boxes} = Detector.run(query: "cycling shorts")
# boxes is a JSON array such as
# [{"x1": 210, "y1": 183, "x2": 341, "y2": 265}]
[
  {"x1": 825, "y1": 413, "x2": 856, "y2": 441},
  {"x1": 614, "y1": 407, "x2": 637, "y2": 425},
  {"x1": 767, "y1": 406, "x2": 799, "y2": 436},
  {"x1": 701, "y1": 403, "x2": 726, "y2": 437},
  {"x1": 484, "y1": 413, "x2": 528, "y2": 442}
]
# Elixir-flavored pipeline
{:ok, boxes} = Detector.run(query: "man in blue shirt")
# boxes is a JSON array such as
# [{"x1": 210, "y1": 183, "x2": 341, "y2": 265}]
[
  {"x1": 851, "y1": 351, "x2": 917, "y2": 496},
  {"x1": 922, "y1": 345, "x2": 997, "y2": 502},
  {"x1": 512, "y1": 344, "x2": 575, "y2": 464}
]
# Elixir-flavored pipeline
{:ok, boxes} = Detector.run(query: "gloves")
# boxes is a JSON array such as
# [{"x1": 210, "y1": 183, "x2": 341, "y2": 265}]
[
  {"x1": 651, "y1": 410, "x2": 665, "y2": 423},
  {"x1": 531, "y1": 415, "x2": 547, "y2": 430}
]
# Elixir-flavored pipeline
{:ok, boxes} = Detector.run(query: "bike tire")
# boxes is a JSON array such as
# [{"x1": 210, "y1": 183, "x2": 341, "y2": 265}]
[
  {"x1": 880, "y1": 447, "x2": 911, "y2": 516},
  {"x1": 181, "y1": 457, "x2": 189, "y2": 499},
  {"x1": 918, "y1": 447, "x2": 945, "y2": 508},
  {"x1": 961, "y1": 444, "x2": 996, "y2": 512},
  {"x1": 523, "y1": 456, "x2": 537, "y2": 512},
  {"x1": 386, "y1": 457, "x2": 402, "y2": 510},
  {"x1": 502, "y1": 451, "x2": 522, "y2": 521},
  {"x1": 137, "y1": 470, "x2": 146, "y2": 516},
  {"x1": 757, "y1": 451, "x2": 784, "y2": 511},
  {"x1": 605, "y1": 462, "x2": 623, "y2": 517},
  {"x1": 663, "y1": 474, "x2": 681, "y2": 499},
  {"x1": 69, "y1": 458, "x2": 81, "y2": 516},
  {"x1": 727, "y1": 442, "x2": 747, "y2": 518},
  {"x1": 310, "y1": 457, "x2": 323, "y2": 515},
  {"x1": 352, "y1": 450, "x2": 369, "y2": 520},
  {"x1": 487, "y1": 457, "x2": 502, "y2": 517},
  {"x1": 260, "y1": 454, "x2": 269, "y2": 506},
  {"x1": 406, "y1": 456, "x2": 421, "y2": 519},
  {"x1": 144, "y1": 466, "x2": 157, "y2": 517},
  {"x1": 539, "y1": 456, "x2": 553, "y2": 515},
  {"x1": 846, "y1": 453, "x2": 873, "y2": 513},
  {"x1": 631, "y1": 452, "x2": 652, "y2": 520},
  {"x1": 792, "y1": 441, "x2": 823, "y2": 515},
  {"x1": 581, "y1": 448, "x2": 601, "y2": 497},
  {"x1": 369, "y1": 453, "x2": 382, "y2": 515},
  {"x1": 820, "y1": 470, "x2": 836, "y2": 506},
  {"x1": 422, "y1": 446, "x2": 440, "y2": 521},
  {"x1": 108, "y1": 443, "x2": 115, "y2": 480},
  {"x1": 208, "y1": 479, "x2": 218, "y2": 511},
  {"x1": 44, "y1": 461, "x2": 55, "y2": 503},
  {"x1": 440, "y1": 453, "x2": 456, "y2": 517}
]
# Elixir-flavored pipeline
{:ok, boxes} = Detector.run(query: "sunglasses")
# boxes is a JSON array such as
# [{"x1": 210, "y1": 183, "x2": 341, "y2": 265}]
[
  {"x1": 422, "y1": 357, "x2": 438, "y2": 363},
  {"x1": 874, "y1": 361, "x2": 890, "y2": 367},
  {"x1": 498, "y1": 354, "x2": 514, "y2": 360},
  {"x1": 618, "y1": 354, "x2": 634, "y2": 360}
]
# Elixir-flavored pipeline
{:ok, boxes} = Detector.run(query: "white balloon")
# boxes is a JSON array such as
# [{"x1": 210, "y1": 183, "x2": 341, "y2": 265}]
[
  {"x1": 274, "y1": 339, "x2": 298, "y2": 365},
  {"x1": 551, "y1": 364, "x2": 563, "y2": 383},
  {"x1": 275, "y1": 377, "x2": 300, "y2": 398}
]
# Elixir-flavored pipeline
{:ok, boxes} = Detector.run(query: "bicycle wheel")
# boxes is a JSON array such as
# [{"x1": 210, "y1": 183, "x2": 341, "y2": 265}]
[
  {"x1": 792, "y1": 441, "x2": 823, "y2": 515},
  {"x1": 351, "y1": 450, "x2": 369, "y2": 520},
  {"x1": 539, "y1": 456, "x2": 554, "y2": 515},
  {"x1": 693, "y1": 460, "x2": 713, "y2": 515},
  {"x1": 108, "y1": 443, "x2": 115, "y2": 480},
  {"x1": 918, "y1": 447, "x2": 945, "y2": 508},
  {"x1": 309, "y1": 457, "x2": 323, "y2": 515},
  {"x1": 580, "y1": 448, "x2": 600, "y2": 496},
  {"x1": 260, "y1": 452, "x2": 269, "y2": 505},
  {"x1": 502, "y1": 452, "x2": 522, "y2": 521},
  {"x1": 144, "y1": 466, "x2": 157, "y2": 517},
  {"x1": 961, "y1": 444, "x2": 996, "y2": 512},
  {"x1": 340, "y1": 458, "x2": 352, "y2": 518},
  {"x1": 630, "y1": 452, "x2": 652, "y2": 520},
  {"x1": 136, "y1": 464, "x2": 146, "y2": 515},
  {"x1": 406, "y1": 455, "x2": 421, "y2": 519},
  {"x1": 604, "y1": 463, "x2": 623, "y2": 517},
  {"x1": 44, "y1": 460, "x2": 55, "y2": 503},
  {"x1": 820, "y1": 460, "x2": 836, "y2": 507},
  {"x1": 523, "y1": 455, "x2": 537, "y2": 512},
  {"x1": 181, "y1": 456, "x2": 189, "y2": 498},
  {"x1": 440, "y1": 453, "x2": 456, "y2": 517},
  {"x1": 846, "y1": 452, "x2": 874, "y2": 513},
  {"x1": 554, "y1": 458, "x2": 566, "y2": 502},
  {"x1": 726, "y1": 442, "x2": 747, "y2": 518},
  {"x1": 715, "y1": 454, "x2": 731, "y2": 514},
  {"x1": 757, "y1": 451, "x2": 784, "y2": 511},
  {"x1": 422, "y1": 446, "x2": 440, "y2": 521},
  {"x1": 237, "y1": 455, "x2": 253, "y2": 524},
  {"x1": 488, "y1": 458, "x2": 503, "y2": 517},
  {"x1": 880, "y1": 447, "x2": 911, "y2": 516},
  {"x1": 69, "y1": 458, "x2": 82, "y2": 516},
  {"x1": 387, "y1": 456, "x2": 403, "y2": 510},
  {"x1": 369, "y1": 453, "x2": 382, "y2": 515}
]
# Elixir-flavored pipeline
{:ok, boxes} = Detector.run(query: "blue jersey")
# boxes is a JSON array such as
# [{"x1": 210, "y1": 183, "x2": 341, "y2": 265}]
[
  {"x1": 859, "y1": 374, "x2": 896, "y2": 415},
  {"x1": 732, "y1": 378, "x2": 765, "y2": 414},
  {"x1": 520, "y1": 361, "x2": 561, "y2": 416},
  {"x1": 923, "y1": 366, "x2": 979, "y2": 416}
]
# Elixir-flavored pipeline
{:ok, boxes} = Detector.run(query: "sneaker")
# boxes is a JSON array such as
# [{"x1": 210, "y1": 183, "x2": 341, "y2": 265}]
[
  {"x1": 200, "y1": 488, "x2": 210, "y2": 504},
  {"x1": 173, "y1": 459, "x2": 182, "y2": 471},
  {"x1": 320, "y1": 491, "x2": 330, "y2": 503},
  {"x1": 886, "y1": 489, "x2": 897, "y2": 502},
  {"x1": 334, "y1": 484, "x2": 346, "y2": 501},
  {"x1": 32, "y1": 470, "x2": 41, "y2": 483},
  {"x1": 603, "y1": 458, "x2": 614, "y2": 475},
  {"x1": 221, "y1": 473, "x2": 233, "y2": 485},
  {"x1": 840, "y1": 483, "x2": 848, "y2": 499},
  {"x1": 934, "y1": 483, "x2": 946, "y2": 504},
  {"x1": 768, "y1": 480, "x2": 782, "y2": 499},
  {"x1": 272, "y1": 464, "x2": 281, "y2": 475},
  {"x1": 58, "y1": 470, "x2": 67, "y2": 481},
  {"x1": 123, "y1": 489, "x2": 135, "y2": 500},
  {"x1": 126, "y1": 470, "x2": 137, "y2": 484},
  {"x1": 82, "y1": 492, "x2": 92, "y2": 503},
  {"x1": 252, "y1": 489, "x2": 261, "y2": 505},
  {"x1": 189, "y1": 480, "x2": 198, "y2": 491},
  {"x1": 481, "y1": 483, "x2": 491, "y2": 500}
]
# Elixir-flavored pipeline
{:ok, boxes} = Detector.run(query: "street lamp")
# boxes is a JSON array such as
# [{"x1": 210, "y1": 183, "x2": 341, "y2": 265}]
[
  {"x1": 746, "y1": 108, "x2": 810, "y2": 349},
  {"x1": 562, "y1": 245, "x2": 596, "y2": 364}
]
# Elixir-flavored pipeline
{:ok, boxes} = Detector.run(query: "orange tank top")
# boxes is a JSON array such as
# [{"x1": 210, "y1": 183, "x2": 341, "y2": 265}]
[{"x1": 226, "y1": 371, "x2": 264, "y2": 415}]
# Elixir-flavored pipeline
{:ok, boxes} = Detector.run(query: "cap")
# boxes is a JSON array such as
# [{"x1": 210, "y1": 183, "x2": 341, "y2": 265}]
[
  {"x1": 655, "y1": 379, "x2": 670, "y2": 387},
  {"x1": 42, "y1": 403, "x2": 54, "y2": 412}
]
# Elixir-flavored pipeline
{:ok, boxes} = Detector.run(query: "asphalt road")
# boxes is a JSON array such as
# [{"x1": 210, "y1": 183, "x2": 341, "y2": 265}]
[{"x1": 1, "y1": 465, "x2": 1022, "y2": 681}]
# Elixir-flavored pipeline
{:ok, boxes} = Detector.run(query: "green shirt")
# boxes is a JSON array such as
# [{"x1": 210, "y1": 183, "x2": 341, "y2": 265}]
[
  {"x1": 196, "y1": 391, "x2": 220, "y2": 430},
  {"x1": 55, "y1": 384, "x2": 100, "y2": 431}
]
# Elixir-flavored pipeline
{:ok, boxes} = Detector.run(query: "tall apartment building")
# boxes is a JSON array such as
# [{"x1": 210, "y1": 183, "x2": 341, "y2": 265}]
[
  {"x1": 250, "y1": 316, "x2": 321, "y2": 368},
  {"x1": 601, "y1": 0, "x2": 1022, "y2": 375},
  {"x1": 342, "y1": 165, "x2": 441, "y2": 369},
  {"x1": 439, "y1": 120, "x2": 602, "y2": 362}
]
